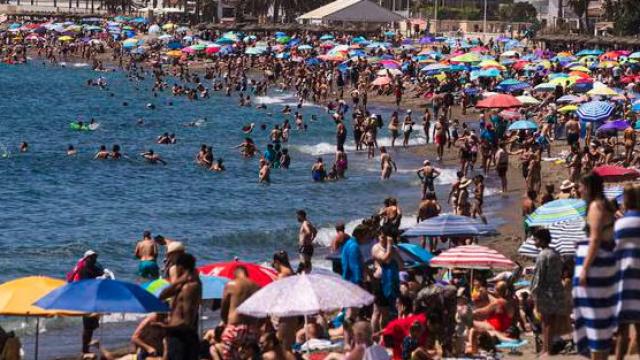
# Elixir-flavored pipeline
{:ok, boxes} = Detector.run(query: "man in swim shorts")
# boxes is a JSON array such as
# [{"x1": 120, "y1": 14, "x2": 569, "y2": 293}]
[
  {"x1": 297, "y1": 210, "x2": 317, "y2": 273},
  {"x1": 135, "y1": 231, "x2": 159, "y2": 280}
]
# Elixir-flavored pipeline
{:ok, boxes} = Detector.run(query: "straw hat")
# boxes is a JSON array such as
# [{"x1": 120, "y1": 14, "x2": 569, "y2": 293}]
[
  {"x1": 167, "y1": 241, "x2": 185, "y2": 254},
  {"x1": 560, "y1": 180, "x2": 575, "y2": 191},
  {"x1": 459, "y1": 177, "x2": 473, "y2": 188}
]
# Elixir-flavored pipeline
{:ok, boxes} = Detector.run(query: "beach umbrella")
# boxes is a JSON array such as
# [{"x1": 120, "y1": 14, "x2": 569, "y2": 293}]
[
  {"x1": 236, "y1": 273, "x2": 373, "y2": 318},
  {"x1": 198, "y1": 260, "x2": 277, "y2": 287},
  {"x1": 166, "y1": 50, "x2": 183, "y2": 57},
  {"x1": 396, "y1": 243, "x2": 433, "y2": 267},
  {"x1": 430, "y1": 245, "x2": 516, "y2": 270},
  {"x1": 534, "y1": 83, "x2": 556, "y2": 92},
  {"x1": 515, "y1": 95, "x2": 540, "y2": 105},
  {"x1": 518, "y1": 219, "x2": 585, "y2": 257},
  {"x1": 372, "y1": 76, "x2": 392, "y2": 86},
  {"x1": 421, "y1": 63, "x2": 449, "y2": 73},
  {"x1": 189, "y1": 43, "x2": 206, "y2": 51},
  {"x1": 35, "y1": 279, "x2": 169, "y2": 314},
  {"x1": 298, "y1": 44, "x2": 313, "y2": 51},
  {"x1": 604, "y1": 186, "x2": 624, "y2": 201},
  {"x1": 557, "y1": 94, "x2": 583, "y2": 103},
  {"x1": 181, "y1": 46, "x2": 196, "y2": 54},
  {"x1": 143, "y1": 276, "x2": 228, "y2": 300},
  {"x1": 587, "y1": 82, "x2": 618, "y2": 97},
  {"x1": 558, "y1": 105, "x2": 578, "y2": 113},
  {"x1": 162, "y1": 23, "x2": 175, "y2": 30},
  {"x1": 244, "y1": 47, "x2": 265, "y2": 55},
  {"x1": 629, "y1": 52, "x2": 640, "y2": 60},
  {"x1": 497, "y1": 79, "x2": 528, "y2": 92},
  {"x1": 402, "y1": 214, "x2": 497, "y2": 237},
  {"x1": 576, "y1": 101, "x2": 614, "y2": 122},
  {"x1": 593, "y1": 165, "x2": 640, "y2": 181},
  {"x1": 450, "y1": 52, "x2": 481, "y2": 63},
  {"x1": 525, "y1": 199, "x2": 586, "y2": 227},
  {"x1": 276, "y1": 36, "x2": 291, "y2": 44},
  {"x1": 597, "y1": 120, "x2": 630, "y2": 132},
  {"x1": 148, "y1": 24, "x2": 161, "y2": 33},
  {"x1": 476, "y1": 94, "x2": 522, "y2": 109},
  {"x1": 576, "y1": 49, "x2": 603, "y2": 56},
  {"x1": 499, "y1": 109, "x2": 524, "y2": 121},
  {"x1": 215, "y1": 37, "x2": 235, "y2": 45},
  {"x1": 58, "y1": 35, "x2": 73, "y2": 41},
  {"x1": 508, "y1": 120, "x2": 538, "y2": 131},
  {"x1": 0, "y1": 276, "x2": 84, "y2": 359},
  {"x1": 377, "y1": 69, "x2": 402, "y2": 77}
]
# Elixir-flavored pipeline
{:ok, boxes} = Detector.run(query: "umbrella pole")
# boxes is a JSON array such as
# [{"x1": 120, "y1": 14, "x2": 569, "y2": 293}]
[{"x1": 35, "y1": 317, "x2": 39, "y2": 360}]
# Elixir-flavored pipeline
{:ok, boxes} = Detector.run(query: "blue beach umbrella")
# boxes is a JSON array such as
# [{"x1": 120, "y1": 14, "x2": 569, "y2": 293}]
[
  {"x1": 497, "y1": 79, "x2": 529, "y2": 92},
  {"x1": 35, "y1": 279, "x2": 168, "y2": 313},
  {"x1": 576, "y1": 49, "x2": 603, "y2": 56},
  {"x1": 508, "y1": 120, "x2": 538, "y2": 131},
  {"x1": 576, "y1": 101, "x2": 614, "y2": 122},
  {"x1": 200, "y1": 275, "x2": 229, "y2": 300},
  {"x1": 320, "y1": 34, "x2": 334, "y2": 41},
  {"x1": 215, "y1": 37, "x2": 235, "y2": 45},
  {"x1": 525, "y1": 199, "x2": 586, "y2": 227},
  {"x1": 396, "y1": 243, "x2": 433, "y2": 266},
  {"x1": 403, "y1": 214, "x2": 498, "y2": 238},
  {"x1": 298, "y1": 44, "x2": 313, "y2": 51},
  {"x1": 631, "y1": 100, "x2": 640, "y2": 113}
]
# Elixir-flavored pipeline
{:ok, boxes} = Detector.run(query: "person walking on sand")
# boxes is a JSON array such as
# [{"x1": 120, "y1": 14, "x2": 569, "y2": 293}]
[
  {"x1": 134, "y1": 230, "x2": 159, "y2": 280},
  {"x1": 494, "y1": 142, "x2": 509, "y2": 193},
  {"x1": 297, "y1": 210, "x2": 317, "y2": 273}
]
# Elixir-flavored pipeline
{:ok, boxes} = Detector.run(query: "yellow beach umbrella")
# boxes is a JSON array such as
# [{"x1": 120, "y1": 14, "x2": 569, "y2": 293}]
[
  {"x1": 0, "y1": 276, "x2": 83, "y2": 359},
  {"x1": 549, "y1": 76, "x2": 576, "y2": 87},
  {"x1": 479, "y1": 59, "x2": 505, "y2": 70},
  {"x1": 558, "y1": 105, "x2": 578, "y2": 113},
  {"x1": 0, "y1": 276, "x2": 80, "y2": 316},
  {"x1": 569, "y1": 66, "x2": 591, "y2": 73},
  {"x1": 58, "y1": 35, "x2": 73, "y2": 42},
  {"x1": 166, "y1": 50, "x2": 183, "y2": 57},
  {"x1": 588, "y1": 82, "x2": 618, "y2": 96},
  {"x1": 451, "y1": 53, "x2": 481, "y2": 63},
  {"x1": 162, "y1": 23, "x2": 176, "y2": 30},
  {"x1": 598, "y1": 61, "x2": 618, "y2": 69}
]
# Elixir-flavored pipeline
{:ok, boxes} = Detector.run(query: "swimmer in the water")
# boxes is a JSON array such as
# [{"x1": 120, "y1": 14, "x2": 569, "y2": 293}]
[
  {"x1": 210, "y1": 158, "x2": 225, "y2": 172},
  {"x1": 260, "y1": 124, "x2": 267, "y2": 131},
  {"x1": 259, "y1": 158, "x2": 270, "y2": 183},
  {"x1": 146, "y1": 103, "x2": 155, "y2": 109},
  {"x1": 157, "y1": 132, "x2": 171, "y2": 144},
  {"x1": 282, "y1": 105, "x2": 291, "y2": 114},
  {"x1": 19, "y1": 142, "x2": 28, "y2": 153},
  {"x1": 235, "y1": 138, "x2": 257, "y2": 158},
  {"x1": 110, "y1": 144, "x2": 122, "y2": 159},
  {"x1": 123, "y1": 102, "x2": 128, "y2": 106},
  {"x1": 94, "y1": 145, "x2": 109, "y2": 159},
  {"x1": 140, "y1": 149, "x2": 167, "y2": 165},
  {"x1": 67, "y1": 145, "x2": 77, "y2": 156},
  {"x1": 256, "y1": 103, "x2": 267, "y2": 109},
  {"x1": 137, "y1": 118, "x2": 144, "y2": 126}
]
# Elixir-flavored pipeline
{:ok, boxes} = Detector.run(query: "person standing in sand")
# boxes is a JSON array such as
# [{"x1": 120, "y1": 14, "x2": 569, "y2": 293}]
[
  {"x1": 494, "y1": 143, "x2": 509, "y2": 193},
  {"x1": 434, "y1": 117, "x2": 446, "y2": 161},
  {"x1": 135, "y1": 230, "x2": 159, "y2": 280},
  {"x1": 158, "y1": 253, "x2": 201, "y2": 360},
  {"x1": 297, "y1": 210, "x2": 317, "y2": 273},
  {"x1": 220, "y1": 266, "x2": 261, "y2": 360}
]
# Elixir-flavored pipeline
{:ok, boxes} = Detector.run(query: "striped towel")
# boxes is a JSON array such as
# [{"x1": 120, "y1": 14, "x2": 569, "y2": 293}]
[
  {"x1": 615, "y1": 210, "x2": 640, "y2": 323},
  {"x1": 573, "y1": 239, "x2": 617, "y2": 354}
]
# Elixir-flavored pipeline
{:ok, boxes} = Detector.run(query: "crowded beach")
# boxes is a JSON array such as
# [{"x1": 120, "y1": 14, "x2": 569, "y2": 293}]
[{"x1": 1, "y1": 11, "x2": 640, "y2": 360}]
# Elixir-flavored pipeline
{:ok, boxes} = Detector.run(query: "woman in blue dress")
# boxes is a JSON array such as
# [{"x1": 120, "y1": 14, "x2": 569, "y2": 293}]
[{"x1": 573, "y1": 172, "x2": 618, "y2": 359}]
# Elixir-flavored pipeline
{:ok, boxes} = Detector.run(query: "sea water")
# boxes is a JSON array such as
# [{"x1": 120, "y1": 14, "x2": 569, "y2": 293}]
[{"x1": 0, "y1": 62, "x2": 497, "y2": 357}]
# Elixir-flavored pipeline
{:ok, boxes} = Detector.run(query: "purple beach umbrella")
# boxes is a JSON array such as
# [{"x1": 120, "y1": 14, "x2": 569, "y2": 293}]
[{"x1": 597, "y1": 120, "x2": 630, "y2": 132}]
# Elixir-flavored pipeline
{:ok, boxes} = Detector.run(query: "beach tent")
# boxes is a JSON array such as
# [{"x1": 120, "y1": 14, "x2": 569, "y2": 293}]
[{"x1": 236, "y1": 273, "x2": 373, "y2": 317}]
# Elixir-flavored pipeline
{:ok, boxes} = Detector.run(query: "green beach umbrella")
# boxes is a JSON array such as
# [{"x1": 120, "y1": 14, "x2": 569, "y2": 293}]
[{"x1": 276, "y1": 36, "x2": 291, "y2": 44}]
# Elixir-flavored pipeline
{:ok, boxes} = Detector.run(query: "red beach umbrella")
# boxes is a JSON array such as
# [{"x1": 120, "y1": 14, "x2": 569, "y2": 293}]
[
  {"x1": 476, "y1": 94, "x2": 522, "y2": 109},
  {"x1": 198, "y1": 259, "x2": 277, "y2": 287},
  {"x1": 593, "y1": 165, "x2": 640, "y2": 181}
]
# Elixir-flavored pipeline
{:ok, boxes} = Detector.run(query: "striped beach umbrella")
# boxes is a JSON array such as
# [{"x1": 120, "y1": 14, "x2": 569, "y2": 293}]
[
  {"x1": 576, "y1": 101, "x2": 614, "y2": 122},
  {"x1": 525, "y1": 199, "x2": 586, "y2": 227},
  {"x1": 402, "y1": 214, "x2": 497, "y2": 237},
  {"x1": 430, "y1": 245, "x2": 516, "y2": 270},
  {"x1": 518, "y1": 219, "x2": 586, "y2": 257}
]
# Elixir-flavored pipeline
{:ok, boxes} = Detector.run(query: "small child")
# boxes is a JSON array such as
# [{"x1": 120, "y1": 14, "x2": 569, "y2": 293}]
[{"x1": 401, "y1": 321, "x2": 422, "y2": 360}]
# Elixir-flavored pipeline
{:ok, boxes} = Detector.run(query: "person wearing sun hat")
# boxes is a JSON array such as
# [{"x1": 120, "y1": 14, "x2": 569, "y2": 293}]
[
  {"x1": 557, "y1": 180, "x2": 574, "y2": 199},
  {"x1": 164, "y1": 241, "x2": 185, "y2": 282}
]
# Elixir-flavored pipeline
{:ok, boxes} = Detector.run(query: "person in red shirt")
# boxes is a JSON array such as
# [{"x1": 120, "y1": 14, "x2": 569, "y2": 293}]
[{"x1": 382, "y1": 312, "x2": 428, "y2": 360}]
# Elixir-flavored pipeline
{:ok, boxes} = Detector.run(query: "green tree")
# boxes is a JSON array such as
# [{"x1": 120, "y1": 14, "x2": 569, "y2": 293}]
[
  {"x1": 604, "y1": 0, "x2": 640, "y2": 35},
  {"x1": 499, "y1": 2, "x2": 537, "y2": 22}
]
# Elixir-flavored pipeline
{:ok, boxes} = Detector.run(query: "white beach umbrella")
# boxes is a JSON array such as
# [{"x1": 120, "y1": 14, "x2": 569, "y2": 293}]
[{"x1": 236, "y1": 273, "x2": 373, "y2": 318}]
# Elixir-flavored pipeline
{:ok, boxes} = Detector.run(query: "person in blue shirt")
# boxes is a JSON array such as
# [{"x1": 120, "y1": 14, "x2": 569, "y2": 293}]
[
  {"x1": 264, "y1": 144, "x2": 276, "y2": 165},
  {"x1": 342, "y1": 225, "x2": 367, "y2": 285}
]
